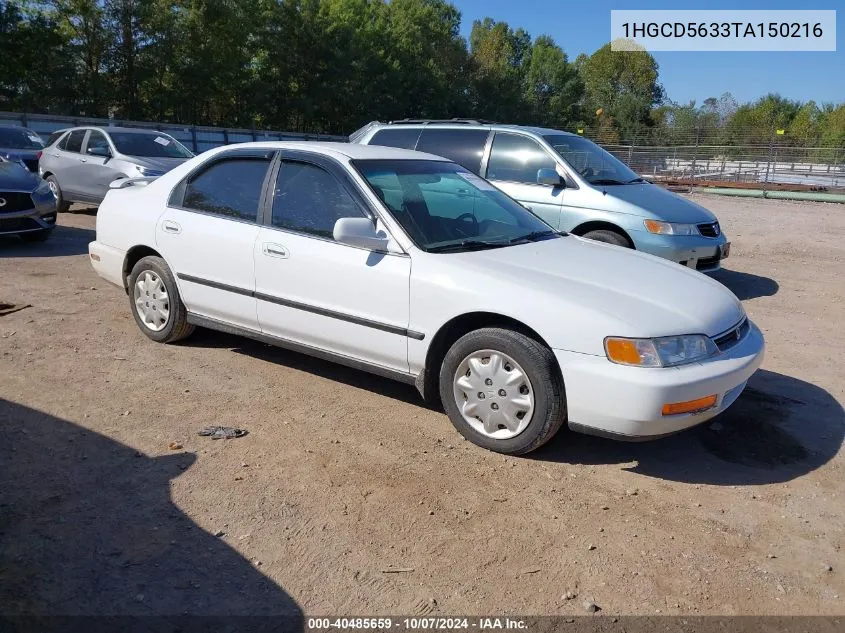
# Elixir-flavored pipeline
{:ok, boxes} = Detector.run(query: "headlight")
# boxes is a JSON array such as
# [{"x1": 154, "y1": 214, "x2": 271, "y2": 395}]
[
  {"x1": 604, "y1": 334, "x2": 718, "y2": 367},
  {"x1": 644, "y1": 220, "x2": 698, "y2": 236},
  {"x1": 136, "y1": 166, "x2": 164, "y2": 177}
]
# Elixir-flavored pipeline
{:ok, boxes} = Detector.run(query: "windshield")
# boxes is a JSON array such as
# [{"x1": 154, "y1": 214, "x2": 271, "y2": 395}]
[
  {"x1": 109, "y1": 132, "x2": 193, "y2": 158},
  {"x1": 354, "y1": 160, "x2": 558, "y2": 252},
  {"x1": 0, "y1": 127, "x2": 45, "y2": 150},
  {"x1": 544, "y1": 134, "x2": 641, "y2": 185}
]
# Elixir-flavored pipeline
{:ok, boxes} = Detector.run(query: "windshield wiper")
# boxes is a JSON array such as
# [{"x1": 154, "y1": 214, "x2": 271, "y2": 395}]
[
  {"x1": 427, "y1": 239, "x2": 509, "y2": 253},
  {"x1": 589, "y1": 178, "x2": 628, "y2": 186},
  {"x1": 626, "y1": 177, "x2": 647, "y2": 183},
  {"x1": 506, "y1": 230, "x2": 559, "y2": 244}
]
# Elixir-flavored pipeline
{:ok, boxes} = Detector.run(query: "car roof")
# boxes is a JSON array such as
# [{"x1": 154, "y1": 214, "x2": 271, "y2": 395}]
[
  {"x1": 359, "y1": 121, "x2": 577, "y2": 138},
  {"x1": 63, "y1": 126, "x2": 176, "y2": 135},
  {"x1": 213, "y1": 141, "x2": 449, "y2": 162}
]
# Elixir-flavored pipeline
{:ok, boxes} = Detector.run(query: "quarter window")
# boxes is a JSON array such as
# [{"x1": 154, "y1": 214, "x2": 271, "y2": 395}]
[
  {"x1": 271, "y1": 161, "x2": 366, "y2": 240},
  {"x1": 63, "y1": 130, "x2": 87, "y2": 154},
  {"x1": 369, "y1": 128, "x2": 422, "y2": 150},
  {"x1": 415, "y1": 128, "x2": 490, "y2": 174},
  {"x1": 182, "y1": 157, "x2": 271, "y2": 222},
  {"x1": 486, "y1": 133, "x2": 558, "y2": 185}
]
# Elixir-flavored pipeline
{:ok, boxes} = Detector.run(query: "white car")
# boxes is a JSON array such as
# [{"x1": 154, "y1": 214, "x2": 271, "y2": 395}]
[{"x1": 89, "y1": 142, "x2": 764, "y2": 455}]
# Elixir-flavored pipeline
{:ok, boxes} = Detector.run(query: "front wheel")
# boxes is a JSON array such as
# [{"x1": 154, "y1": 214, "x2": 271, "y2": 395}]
[
  {"x1": 582, "y1": 229, "x2": 631, "y2": 248},
  {"x1": 128, "y1": 255, "x2": 195, "y2": 343},
  {"x1": 439, "y1": 328, "x2": 566, "y2": 455}
]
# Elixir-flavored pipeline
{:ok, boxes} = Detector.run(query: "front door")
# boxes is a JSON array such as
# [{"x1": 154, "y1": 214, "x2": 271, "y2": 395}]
[
  {"x1": 254, "y1": 155, "x2": 411, "y2": 373},
  {"x1": 156, "y1": 151, "x2": 274, "y2": 329},
  {"x1": 483, "y1": 131, "x2": 564, "y2": 228},
  {"x1": 79, "y1": 130, "x2": 123, "y2": 202}
]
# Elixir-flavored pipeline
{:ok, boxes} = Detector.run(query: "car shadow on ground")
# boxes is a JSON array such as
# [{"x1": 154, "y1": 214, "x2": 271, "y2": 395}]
[
  {"x1": 711, "y1": 267, "x2": 779, "y2": 300},
  {"x1": 185, "y1": 329, "x2": 842, "y2": 487},
  {"x1": 0, "y1": 399, "x2": 303, "y2": 624},
  {"x1": 0, "y1": 223, "x2": 94, "y2": 258},
  {"x1": 532, "y1": 369, "x2": 844, "y2": 486},
  {"x1": 184, "y1": 328, "x2": 429, "y2": 408}
]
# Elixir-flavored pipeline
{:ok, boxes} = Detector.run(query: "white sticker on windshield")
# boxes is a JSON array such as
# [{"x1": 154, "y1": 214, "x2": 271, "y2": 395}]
[
  {"x1": 28, "y1": 135, "x2": 41, "y2": 144},
  {"x1": 153, "y1": 136, "x2": 171, "y2": 146},
  {"x1": 457, "y1": 172, "x2": 497, "y2": 192}
]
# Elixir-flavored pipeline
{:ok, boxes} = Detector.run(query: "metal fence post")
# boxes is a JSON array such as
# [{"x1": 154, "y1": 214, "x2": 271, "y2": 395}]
[
  {"x1": 190, "y1": 126, "x2": 198, "y2": 153},
  {"x1": 689, "y1": 126, "x2": 700, "y2": 191},
  {"x1": 764, "y1": 127, "x2": 775, "y2": 192},
  {"x1": 20, "y1": 113, "x2": 28, "y2": 128}
]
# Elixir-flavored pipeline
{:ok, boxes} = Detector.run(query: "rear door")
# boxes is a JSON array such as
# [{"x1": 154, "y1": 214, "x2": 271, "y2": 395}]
[
  {"x1": 483, "y1": 132, "x2": 564, "y2": 228},
  {"x1": 47, "y1": 129, "x2": 88, "y2": 199},
  {"x1": 157, "y1": 149, "x2": 274, "y2": 329},
  {"x1": 79, "y1": 130, "x2": 122, "y2": 202}
]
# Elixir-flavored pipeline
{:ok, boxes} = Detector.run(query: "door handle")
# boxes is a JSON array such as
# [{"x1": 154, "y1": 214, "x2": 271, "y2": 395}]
[
  {"x1": 162, "y1": 220, "x2": 181, "y2": 234},
  {"x1": 263, "y1": 243, "x2": 288, "y2": 258}
]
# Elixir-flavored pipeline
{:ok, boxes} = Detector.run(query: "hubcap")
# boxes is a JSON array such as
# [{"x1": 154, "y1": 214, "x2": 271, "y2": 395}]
[
  {"x1": 453, "y1": 349, "x2": 535, "y2": 440},
  {"x1": 47, "y1": 180, "x2": 59, "y2": 199},
  {"x1": 133, "y1": 270, "x2": 170, "y2": 332}
]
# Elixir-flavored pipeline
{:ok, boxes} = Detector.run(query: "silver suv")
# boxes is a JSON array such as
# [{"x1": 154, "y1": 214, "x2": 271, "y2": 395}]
[
  {"x1": 39, "y1": 126, "x2": 194, "y2": 211},
  {"x1": 352, "y1": 119, "x2": 729, "y2": 272}
]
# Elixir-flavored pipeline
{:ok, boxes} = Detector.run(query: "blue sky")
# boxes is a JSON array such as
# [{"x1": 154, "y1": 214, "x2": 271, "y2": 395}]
[{"x1": 453, "y1": 0, "x2": 844, "y2": 106}]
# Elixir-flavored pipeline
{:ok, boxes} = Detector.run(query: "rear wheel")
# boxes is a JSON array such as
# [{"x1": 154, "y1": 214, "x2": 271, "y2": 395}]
[
  {"x1": 439, "y1": 327, "x2": 566, "y2": 455},
  {"x1": 45, "y1": 175, "x2": 70, "y2": 213},
  {"x1": 128, "y1": 255, "x2": 194, "y2": 343},
  {"x1": 582, "y1": 229, "x2": 631, "y2": 248}
]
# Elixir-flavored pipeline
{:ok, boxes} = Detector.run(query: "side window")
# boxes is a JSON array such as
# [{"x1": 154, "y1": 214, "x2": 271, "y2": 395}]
[
  {"x1": 272, "y1": 161, "x2": 366, "y2": 240},
  {"x1": 49, "y1": 131, "x2": 66, "y2": 147},
  {"x1": 182, "y1": 157, "x2": 271, "y2": 222},
  {"x1": 416, "y1": 129, "x2": 490, "y2": 174},
  {"x1": 63, "y1": 130, "x2": 87, "y2": 154},
  {"x1": 369, "y1": 128, "x2": 421, "y2": 150},
  {"x1": 486, "y1": 133, "x2": 557, "y2": 185},
  {"x1": 85, "y1": 131, "x2": 109, "y2": 154}
]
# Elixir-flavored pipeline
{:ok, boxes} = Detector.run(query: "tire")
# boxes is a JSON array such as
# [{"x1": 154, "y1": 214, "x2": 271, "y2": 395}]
[
  {"x1": 19, "y1": 228, "x2": 53, "y2": 242},
  {"x1": 582, "y1": 229, "x2": 631, "y2": 248},
  {"x1": 45, "y1": 175, "x2": 70, "y2": 213},
  {"x1": 439, "y1": 327, "x2": 566, "y2": 455},
  {"x1": 128, "y1": 255, "x2": 195, "y2": 343}
]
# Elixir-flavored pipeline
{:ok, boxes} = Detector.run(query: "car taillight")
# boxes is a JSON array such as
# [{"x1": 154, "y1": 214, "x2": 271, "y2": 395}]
[{"x1": 37, "y1": 151, "x2": 42, "y2": 160}]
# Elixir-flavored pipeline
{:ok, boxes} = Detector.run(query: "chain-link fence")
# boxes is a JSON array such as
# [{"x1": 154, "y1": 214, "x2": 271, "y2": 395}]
[{"x1": 581, "y1": 125, "x2": 845, "y2": 191}]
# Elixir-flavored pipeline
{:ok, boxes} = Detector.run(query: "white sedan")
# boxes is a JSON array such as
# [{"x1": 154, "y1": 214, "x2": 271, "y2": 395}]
[{"x1": 89, "y1": 142, "x2": 764, "y2": 454}]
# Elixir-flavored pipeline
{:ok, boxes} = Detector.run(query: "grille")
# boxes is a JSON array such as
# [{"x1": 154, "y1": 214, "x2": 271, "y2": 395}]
[
  {"x1": 697, "y1": 222, "x2": 720, "y2": 238},
  {"x1": 0, "y1": 217, "x2": 40, "y2": 232},
  {"x1": 695, "y1": 254, "x2": 721, "y2": 270},
  {"x1": 0, "y1": 192, "x2": 35, "y2": 213},
  {"x1": 713, "y1": 318, "x2": 751, "y2": 352}
]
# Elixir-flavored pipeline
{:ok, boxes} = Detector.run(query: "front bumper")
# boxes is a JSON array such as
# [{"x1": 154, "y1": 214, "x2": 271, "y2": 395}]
[
  {"x1": 0, "y1": 188, "x2": 57, "y2": 235},
  {"x1": 630, "y1": 230, "x2": 729, "y2": 272},
  {"x1": 555, "y1": 321, "x2": 765, "y2": 439}
]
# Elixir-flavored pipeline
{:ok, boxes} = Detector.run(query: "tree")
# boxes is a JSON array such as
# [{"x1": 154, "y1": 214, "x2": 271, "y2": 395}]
[
  {"x1": 578, "y1": 41, "x2": 664, "y2": 140},
  {"x1": 522, "y1": 35, "x2": 582, "y2": 129},
  {"x1": 468, "y1": 18, "x2": 530, "y2": 122}
]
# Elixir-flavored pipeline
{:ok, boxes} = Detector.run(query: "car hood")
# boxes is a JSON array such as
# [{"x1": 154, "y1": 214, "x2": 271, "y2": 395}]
[
  {"x1": 451, "y1": 235, "x2": 743, "y2": 343},
  {"x1": 601, "y1": 183, "x2": 717, "y2": 223},
  {"x1": 129, "y1": 156, "x2": 190, "y2": 173},
  {"x1": 0, "y1": 160, "x2": 39, "y2": 191}
]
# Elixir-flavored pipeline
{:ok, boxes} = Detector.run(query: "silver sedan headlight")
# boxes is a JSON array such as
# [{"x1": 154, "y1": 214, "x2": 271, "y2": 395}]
[{"x1": 604, "y1": 334, "x2": 718, "y2": 367}]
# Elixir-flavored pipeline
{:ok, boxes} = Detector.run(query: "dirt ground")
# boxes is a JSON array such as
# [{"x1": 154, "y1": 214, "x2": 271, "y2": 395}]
[{"x1": 1, "y1": 193, "x2": 843, "y2": 617}]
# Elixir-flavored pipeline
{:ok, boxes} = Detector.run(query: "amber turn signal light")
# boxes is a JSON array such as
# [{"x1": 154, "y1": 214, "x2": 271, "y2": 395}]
[{"x1": 661, "y1": 394, "x2": 718, "y2": 416}]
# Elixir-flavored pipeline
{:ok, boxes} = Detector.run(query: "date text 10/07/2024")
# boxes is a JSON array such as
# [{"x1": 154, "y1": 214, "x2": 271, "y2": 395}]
[{"x1": 307, "y1": 618, "x2": 529, "y2": 630}]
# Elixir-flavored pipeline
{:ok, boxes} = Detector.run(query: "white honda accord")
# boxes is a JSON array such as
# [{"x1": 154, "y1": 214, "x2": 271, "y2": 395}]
[{"x1": 89, "y1": 142, "x2": 764, "y2": 454}]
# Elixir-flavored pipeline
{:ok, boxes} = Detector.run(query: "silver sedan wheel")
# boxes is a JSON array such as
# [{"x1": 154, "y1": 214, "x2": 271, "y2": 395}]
[
  {"x1": 452, "y1": 349, "x2": 535, "y2": 440},
  {"x1": 47, "y1": 180, "x2": 59, "y2": 199},
  {"x1": 133, "y1": 270, "x2": 170, "y2": 332}
]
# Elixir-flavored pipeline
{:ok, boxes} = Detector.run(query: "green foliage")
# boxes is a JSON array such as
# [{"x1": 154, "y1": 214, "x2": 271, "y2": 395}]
[{"x1": 1, "y1": 0, "x2": 843, "y2": 147}]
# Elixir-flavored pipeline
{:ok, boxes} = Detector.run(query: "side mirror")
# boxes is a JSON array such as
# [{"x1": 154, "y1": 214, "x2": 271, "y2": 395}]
[
  {"x1": 333, "y1": 217, "x2": 389, "y2": 251},
  {"x1": 537, "y1": 168, "x2": 564, "y2": 187},
  {"x1": 87, "y1": 146, "x2": 111, "y2": 158}
]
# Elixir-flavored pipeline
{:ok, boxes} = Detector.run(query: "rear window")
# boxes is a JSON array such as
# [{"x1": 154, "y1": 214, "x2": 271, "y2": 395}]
[
  {"x1": 416, "y1": 128, "x2": 490, "y2": 175},
  {"x1": 369, "y1": 128, "x2": 422, "y2": 150}
]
